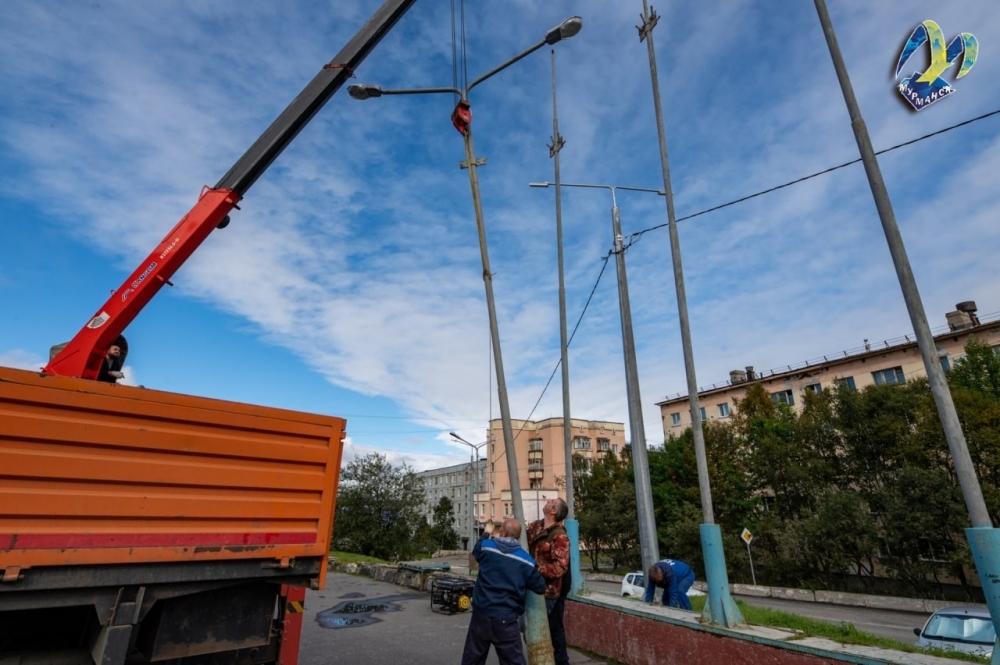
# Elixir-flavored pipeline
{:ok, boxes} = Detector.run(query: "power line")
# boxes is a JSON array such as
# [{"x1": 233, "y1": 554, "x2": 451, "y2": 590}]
[
  {"x1": 492, "y1": 251, "x2": 613, "y2": 466},
  {"x1": 626, "y1": 107, "x2": 1000, "y2": 246},
  {"x1": 488, "y1": 107, "x2": 1000, "y2": 466}
]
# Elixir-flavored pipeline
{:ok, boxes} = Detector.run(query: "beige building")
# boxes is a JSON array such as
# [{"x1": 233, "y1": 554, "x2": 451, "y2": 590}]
[
  {"x1": 474, "y1": 417, "x2": 626, "y2": 529},
  {"x1": 657, "y1": 302, "x2": 1000, "y2": 438}
]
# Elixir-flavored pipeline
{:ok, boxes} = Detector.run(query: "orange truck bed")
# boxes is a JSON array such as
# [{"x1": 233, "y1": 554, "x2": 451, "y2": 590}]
[{"x1": 0, "y1": 366, "x2": 344, "y2": 587}]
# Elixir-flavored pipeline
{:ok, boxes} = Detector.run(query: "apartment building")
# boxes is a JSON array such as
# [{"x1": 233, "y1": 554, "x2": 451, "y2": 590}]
[
  {"x1": 657, "y1": 302, "x2": 1000, "y2": 438},
  {"x1": 477, "y1": 417, "x2": 626, "y2": 528},
  {"x1": 416, "y1": 459, "x2": 486, "y2": 548}
]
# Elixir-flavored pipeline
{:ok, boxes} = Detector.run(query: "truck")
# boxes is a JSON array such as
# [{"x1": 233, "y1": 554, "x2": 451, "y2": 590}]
[{"x1": 0, "y1": 1, "x2": 416, "y2": 662}]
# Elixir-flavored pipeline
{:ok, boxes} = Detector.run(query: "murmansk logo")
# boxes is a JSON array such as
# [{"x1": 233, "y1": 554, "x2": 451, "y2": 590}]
[{"x1": 895, "y1": 20, "x2": 978, "y2": 111}]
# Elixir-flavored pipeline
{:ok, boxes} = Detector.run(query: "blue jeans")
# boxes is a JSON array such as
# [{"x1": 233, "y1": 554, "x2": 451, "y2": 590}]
[{"x1": 666, "y1": 569, "x2": 695, "y2": 610}]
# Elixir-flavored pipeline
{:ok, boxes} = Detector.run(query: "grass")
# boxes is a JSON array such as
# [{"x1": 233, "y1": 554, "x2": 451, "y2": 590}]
[
  {"x1": 684, "y1": 595, "x2": 989, "y2": 664},
  {"x1": 328, "y1": 550, "x2": 388, "y2": 565}
]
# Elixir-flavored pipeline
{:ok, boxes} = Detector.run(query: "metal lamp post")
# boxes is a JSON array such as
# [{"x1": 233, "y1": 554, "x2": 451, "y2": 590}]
[
  {"x1": 451, "y1": 432, "x2": 486, "y2": 550},
  {"x1": 538, "y1": 50, "x2": 584, "y2": 596},
  {"x1": 635, "y1": 0, "x2": 743, "y2": 627},
  {"x1": 350, "y1": 18, "x2": 582, "y2": 664},
  {"x1": 814, "y1": 0, "x2": 1000, "y2": 652},
  {"x1": 529, "y1": 181, "x2": 662, "y2": 575}
]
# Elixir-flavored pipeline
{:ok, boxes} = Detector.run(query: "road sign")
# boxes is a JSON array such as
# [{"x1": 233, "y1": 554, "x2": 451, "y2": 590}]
[{"x1": 741, "y1": 528, "x2": 756, "y2": 585}]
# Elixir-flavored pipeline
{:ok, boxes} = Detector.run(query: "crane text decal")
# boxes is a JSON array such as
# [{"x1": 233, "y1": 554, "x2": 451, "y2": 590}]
[
  {"x1": 159, "y1": 237, "x2": 180, "y2": 260},
  {"x1": 895, "y1": 20, "x2": 977, "y2": 111},
  {"x1": 121, "y1": 262, "x2": 158, "y2": 302}
]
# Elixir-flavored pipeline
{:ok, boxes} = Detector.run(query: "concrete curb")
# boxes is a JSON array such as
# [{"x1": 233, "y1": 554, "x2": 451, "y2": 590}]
[{"x1": 583, "y1": 573, "x2": 984, "y2": 614}]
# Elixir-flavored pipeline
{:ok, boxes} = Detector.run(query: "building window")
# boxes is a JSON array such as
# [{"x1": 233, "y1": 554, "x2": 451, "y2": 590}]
[
  {"x1": 528, "y1": 439, "x2": 543, "y2": 452},
  {"x1": 572, "y1": 436, "x2": 591, "y2": 450},
  {"x1": 872, "y1": 366, "x2": 905, "y2": 385},
  {"x1": 597, "y1": 438, "x2": 611, "y2": 451},
  {"x1": 529, "y1": 479, "x2": 542, "y2": 489},
  {"x1": 699, "y1": 407, "x2": 707, "y2": 421},
  {"x1": 835, "y1": 376, "x2": 857, "y2": 391},
  {"x1": 804, "y1": 383, "x2": 821, "y2": 393},
  {"x1": 771, "y1": 390, "x2": 794, "y2": 406},
  {"x1": 718, "y1": 403, "x2": 731, "y2": 417},
  {"x1": 491, "y1": 504, "x2": 495, "y2": 517},
  {"x1": 670, "y1": 413, "x2": 681, "y2": 426},
  {"x1": 612, "y1": 444, "x2": 619, "y2": 453},
  {"x1": 938, "y1": 348, "x2": 951, "y2": 373}
]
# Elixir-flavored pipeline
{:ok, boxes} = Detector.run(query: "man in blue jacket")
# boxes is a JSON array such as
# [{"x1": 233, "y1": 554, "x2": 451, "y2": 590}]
[
  {"x1": 643, "y1": 559, "x2": 696, "y2": 611},
  {"x1": 461, "y1": 518, "x2": 547, "y2": 665}
]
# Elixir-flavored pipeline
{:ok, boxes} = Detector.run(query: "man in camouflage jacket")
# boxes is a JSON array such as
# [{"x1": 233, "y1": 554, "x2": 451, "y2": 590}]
[{"x1": 527, "y1": 498, "x2": 571, "y2": 665}]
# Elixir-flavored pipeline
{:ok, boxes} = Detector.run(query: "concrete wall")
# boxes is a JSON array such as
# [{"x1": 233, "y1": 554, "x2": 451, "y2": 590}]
[
  {"x1": 565, "y1": 599, "x2": 832, "y2": 665},
  {"x1": 564, "y1": 595, "x2": 961, "y2": 665},
  {"x1": 333, "y1": 560, "x2": 961, "y2": 665}
]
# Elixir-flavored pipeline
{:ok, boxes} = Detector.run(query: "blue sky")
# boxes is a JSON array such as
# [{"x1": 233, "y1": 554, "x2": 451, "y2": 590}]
[{"x1": 2, "y1": 1, "x2": 998, "y2": 470}]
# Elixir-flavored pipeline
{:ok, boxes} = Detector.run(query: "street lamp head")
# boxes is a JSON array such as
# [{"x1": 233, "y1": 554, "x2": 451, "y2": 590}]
[
  {"x1": 545, "y1": 16, "x2": 583, "y2": 45},
  {"x1": 529, "y1": 182, "x2": 551, "y2": 188},
  {"x1": 347, "y1": 83, "x2": 383, "y2": 100}
]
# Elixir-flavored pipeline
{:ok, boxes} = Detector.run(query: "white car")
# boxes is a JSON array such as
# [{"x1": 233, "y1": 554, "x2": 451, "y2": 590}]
[
  {"x1": 621, "y1": 572, "x2": 646, "y2": 596},
  {"x1": 914, "y1": 606, "x2": 994, "y2": 658},
  {"x1": 620, "y1": 571, "x2": 705, "y2": 598}
]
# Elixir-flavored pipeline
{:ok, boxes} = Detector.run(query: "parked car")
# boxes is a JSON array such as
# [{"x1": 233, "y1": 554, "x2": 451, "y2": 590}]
[
  {"x1": 621, "y1": 572, "x2": 645, "y2": 596},
  {"x1": 914, "y1": 606, "x2": 995, "y2": 658},
  {"x1": 620, "y1": 572, "x2": 705, "y2": 598}
]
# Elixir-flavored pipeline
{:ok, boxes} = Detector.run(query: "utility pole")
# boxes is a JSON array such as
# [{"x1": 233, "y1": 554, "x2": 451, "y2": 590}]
[
  {"x1": 529, "y1": 181, "x2": 665, "y2": 581},
  {"x1": 814, "y1": 0, "x2": 1000, "y2": 646},
  {"x1": 637, "y1": 0, "x2": 742, "y2": 626},
  {"x1": 546, "y1": 49, "x2": 584, "y2": 595}
]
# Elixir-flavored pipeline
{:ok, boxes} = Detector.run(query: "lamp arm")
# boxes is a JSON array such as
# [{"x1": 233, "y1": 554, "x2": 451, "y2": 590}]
[
  {"x1": 467, "y1": 39, "x2": 546, "y2": 94},
  {"x1": 381, "y1": 86, "x2": 463, "y2": 96}
]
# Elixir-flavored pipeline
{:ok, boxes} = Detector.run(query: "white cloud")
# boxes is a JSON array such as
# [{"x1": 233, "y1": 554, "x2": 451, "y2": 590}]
[
  {"x1": 0, "y1": 350, "x2": 47, "y2": 373},
  {"x1": 341, "y1": 437, "x2": 465, "y2": 473},
  {"x1": 1, "y1": 0, "x2": 998, "y2": 457}
]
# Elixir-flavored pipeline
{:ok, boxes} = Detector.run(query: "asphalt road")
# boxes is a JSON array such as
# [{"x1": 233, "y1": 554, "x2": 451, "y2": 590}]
[
  {"x1": 585, "y1": 579, "x2": 928, "y2": 645},
  {"x1": 300, "y1": 573, "x2": 611, "y2": 665}
]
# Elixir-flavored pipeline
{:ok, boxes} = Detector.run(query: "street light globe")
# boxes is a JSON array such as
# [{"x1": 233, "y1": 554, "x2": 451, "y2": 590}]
[
  {"x1": 545, "y1": 15, "x2": 583, "y2": 45},
  {"x1": 559, "y1": 16, "x2": 583, "y2": 39},
  {"x1": 348, "y1": 84, "x2": 382, "y2": 100}
]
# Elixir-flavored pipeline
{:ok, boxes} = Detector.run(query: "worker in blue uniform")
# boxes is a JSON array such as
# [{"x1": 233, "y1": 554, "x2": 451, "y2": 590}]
[{"x1": 643, "y1": 559, "x2": 696, "y2": 610}]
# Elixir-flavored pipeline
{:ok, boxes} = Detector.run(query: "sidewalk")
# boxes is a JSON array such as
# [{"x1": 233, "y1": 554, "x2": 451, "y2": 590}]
[{"x1": 302, "y1": 572, "x2": 611, "y2": 665}]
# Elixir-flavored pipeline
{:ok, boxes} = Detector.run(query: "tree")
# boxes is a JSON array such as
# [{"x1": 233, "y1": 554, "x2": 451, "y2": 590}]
[
  {"x1": 332, "y1": 452, "x2": 426, "y2": 561},
  {"x1": 949, "y1": 338, "x2": 1000, "y2": 400},
  {"x1": 573, "y1": 451, "x2": 640, "y2": 571},
  {"x1": 428, "y1": 496, "x2": 460, "y2": 551}
]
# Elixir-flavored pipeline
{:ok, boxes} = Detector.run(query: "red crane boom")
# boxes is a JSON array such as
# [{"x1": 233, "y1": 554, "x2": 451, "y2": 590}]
[{"x1": 45, "y1": 0, "x2": 417, "y2": 379}]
